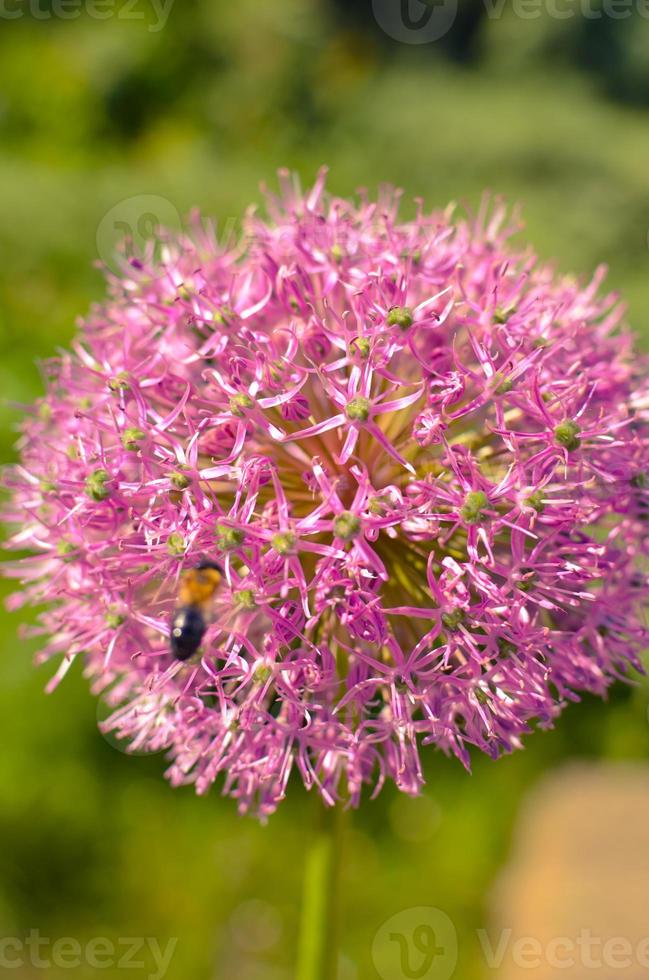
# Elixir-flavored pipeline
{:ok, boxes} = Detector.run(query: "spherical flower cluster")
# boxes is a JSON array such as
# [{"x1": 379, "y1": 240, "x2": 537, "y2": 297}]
[{"x1": 4, "y1": 170, "x2": 649, "y2": 817}]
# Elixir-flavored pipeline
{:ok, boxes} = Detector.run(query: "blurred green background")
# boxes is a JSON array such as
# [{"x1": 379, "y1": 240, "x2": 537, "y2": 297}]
[{"x1": 2, "y1": 2, "x2": 649, "y2": 978}]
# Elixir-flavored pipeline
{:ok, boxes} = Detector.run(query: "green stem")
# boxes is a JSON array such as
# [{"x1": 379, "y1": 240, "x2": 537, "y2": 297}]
[{"x1": 296, "y1": 800, "x2": 347, "y2": 980}]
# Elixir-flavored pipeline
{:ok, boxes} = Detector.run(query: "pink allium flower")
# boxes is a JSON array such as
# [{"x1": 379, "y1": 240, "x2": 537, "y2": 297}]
[{"x1": 4, "y1": 170, "x2": 649, "y2": 817}]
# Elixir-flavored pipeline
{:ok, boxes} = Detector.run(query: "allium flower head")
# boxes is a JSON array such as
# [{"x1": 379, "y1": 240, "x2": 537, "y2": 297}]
[{"x1": 5, "y1": 169, "x2": 649, "y2": 817}]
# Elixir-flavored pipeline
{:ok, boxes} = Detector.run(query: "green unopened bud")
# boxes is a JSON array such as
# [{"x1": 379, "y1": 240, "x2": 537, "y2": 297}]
[
  {"x1": 532, "y1": 336, "x2": 548, "y2": 349},
  {"x1": 214, "y1": 305, "x2": 235, "y2": 325},
  {"x1": 460, "y1": 490, "x2": 489, "y2": 525},
  {"x1": 215, "y1": 524, "x2": 245, "y2": 550},
  {"x1": 386, "y1": 306, "x2": 413, "y2": 330},
  {"x1": 494, "y1": 305, "x2": 515, "y2": 324},
  {"x1": 351, "y1": 337, "x2": 371, "y2": 359},
  {"x1": 229, "y1": 393, "x2": 254, "y2": 416},
  {"x1": 271, "y1": 531, "x2": 296, "y2": 555},
  {"x1": 493, "y1": 374, "x2": 513, "y2": 395},
  {"x1": 474, "y1": 687, "x2": 490, "y2": 705},
  {"x1": 170, "y1": 470, "x2": 191, "y2": 490},
  {"x1": 441, "y1": 608, "x2": 465, "y2": 631},
  {"x1": 122, "y1": 427, "x2": 146, "y2": 451},
  {"x1": 57, "y1": 540, "x2": 77, "y2": 560},
  {"x1": 330, "y1": 243, "x2": 344, "y2": 263},
  {"x1": 38, "y1": 403, "x2": 52, "y2": 422},
  {"x1": 40, "y1": 479, "x2": 57, "y2": 493},
  {"x1": 235, "y1": 589, "x2": 257, "y2": 610},
  {"x1": 85, "y1": 468, "x2": 110, "y2": 502},
  {"x1": 254, "y1": 662, "x2": 273, "y2": 684},
  {"x1": 526, "y1": 491, "x2": 545, "y2": 512},
  {"x1": 631, "y1": 472, "x2": 648, "y2": 490},
  {"x1": 554, "y1": 420, "x2": 581, "y2": 452},
  {"x1": 498, "y1": 639, "x2": 517, "y2": 658},
  {"x1": 108, "y1": 371, "x2": 129, "y2": 392},
  {"x1": 333, "y1": 511, "x2": 361, "y2": 541},
  {"x1": 167, "y1": 532, "x2": 186, "y2": 557},
  {"x1": 269, "y1": 359, "x2": 284, "y2": 383},
  {"x1": 345, "y1": 396, "x2": 371, "y2": 423},
  {"x1": 105, "y1": 610, "x2": 126, "y2": 629}
]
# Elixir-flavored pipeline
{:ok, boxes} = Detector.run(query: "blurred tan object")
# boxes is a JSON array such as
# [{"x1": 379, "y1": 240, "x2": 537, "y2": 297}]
[{"x1": 487, "y1": 763, "x2": 649, "y2": 979}]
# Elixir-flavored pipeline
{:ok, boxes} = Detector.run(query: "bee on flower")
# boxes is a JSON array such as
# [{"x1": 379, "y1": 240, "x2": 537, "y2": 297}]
[{"x1": 170, "y1": 560, "x2": 223, "y2": 661}]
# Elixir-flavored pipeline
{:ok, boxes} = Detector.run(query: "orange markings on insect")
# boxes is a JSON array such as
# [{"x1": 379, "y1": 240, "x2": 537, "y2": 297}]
[{"x1": 178, "y1": 566, "x2": 222, "y2": 607}]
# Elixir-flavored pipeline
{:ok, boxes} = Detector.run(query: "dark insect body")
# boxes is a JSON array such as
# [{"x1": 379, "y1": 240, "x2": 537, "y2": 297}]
[{"x1": 170, "y1": 560, "x2": 222, "y2": 660}]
